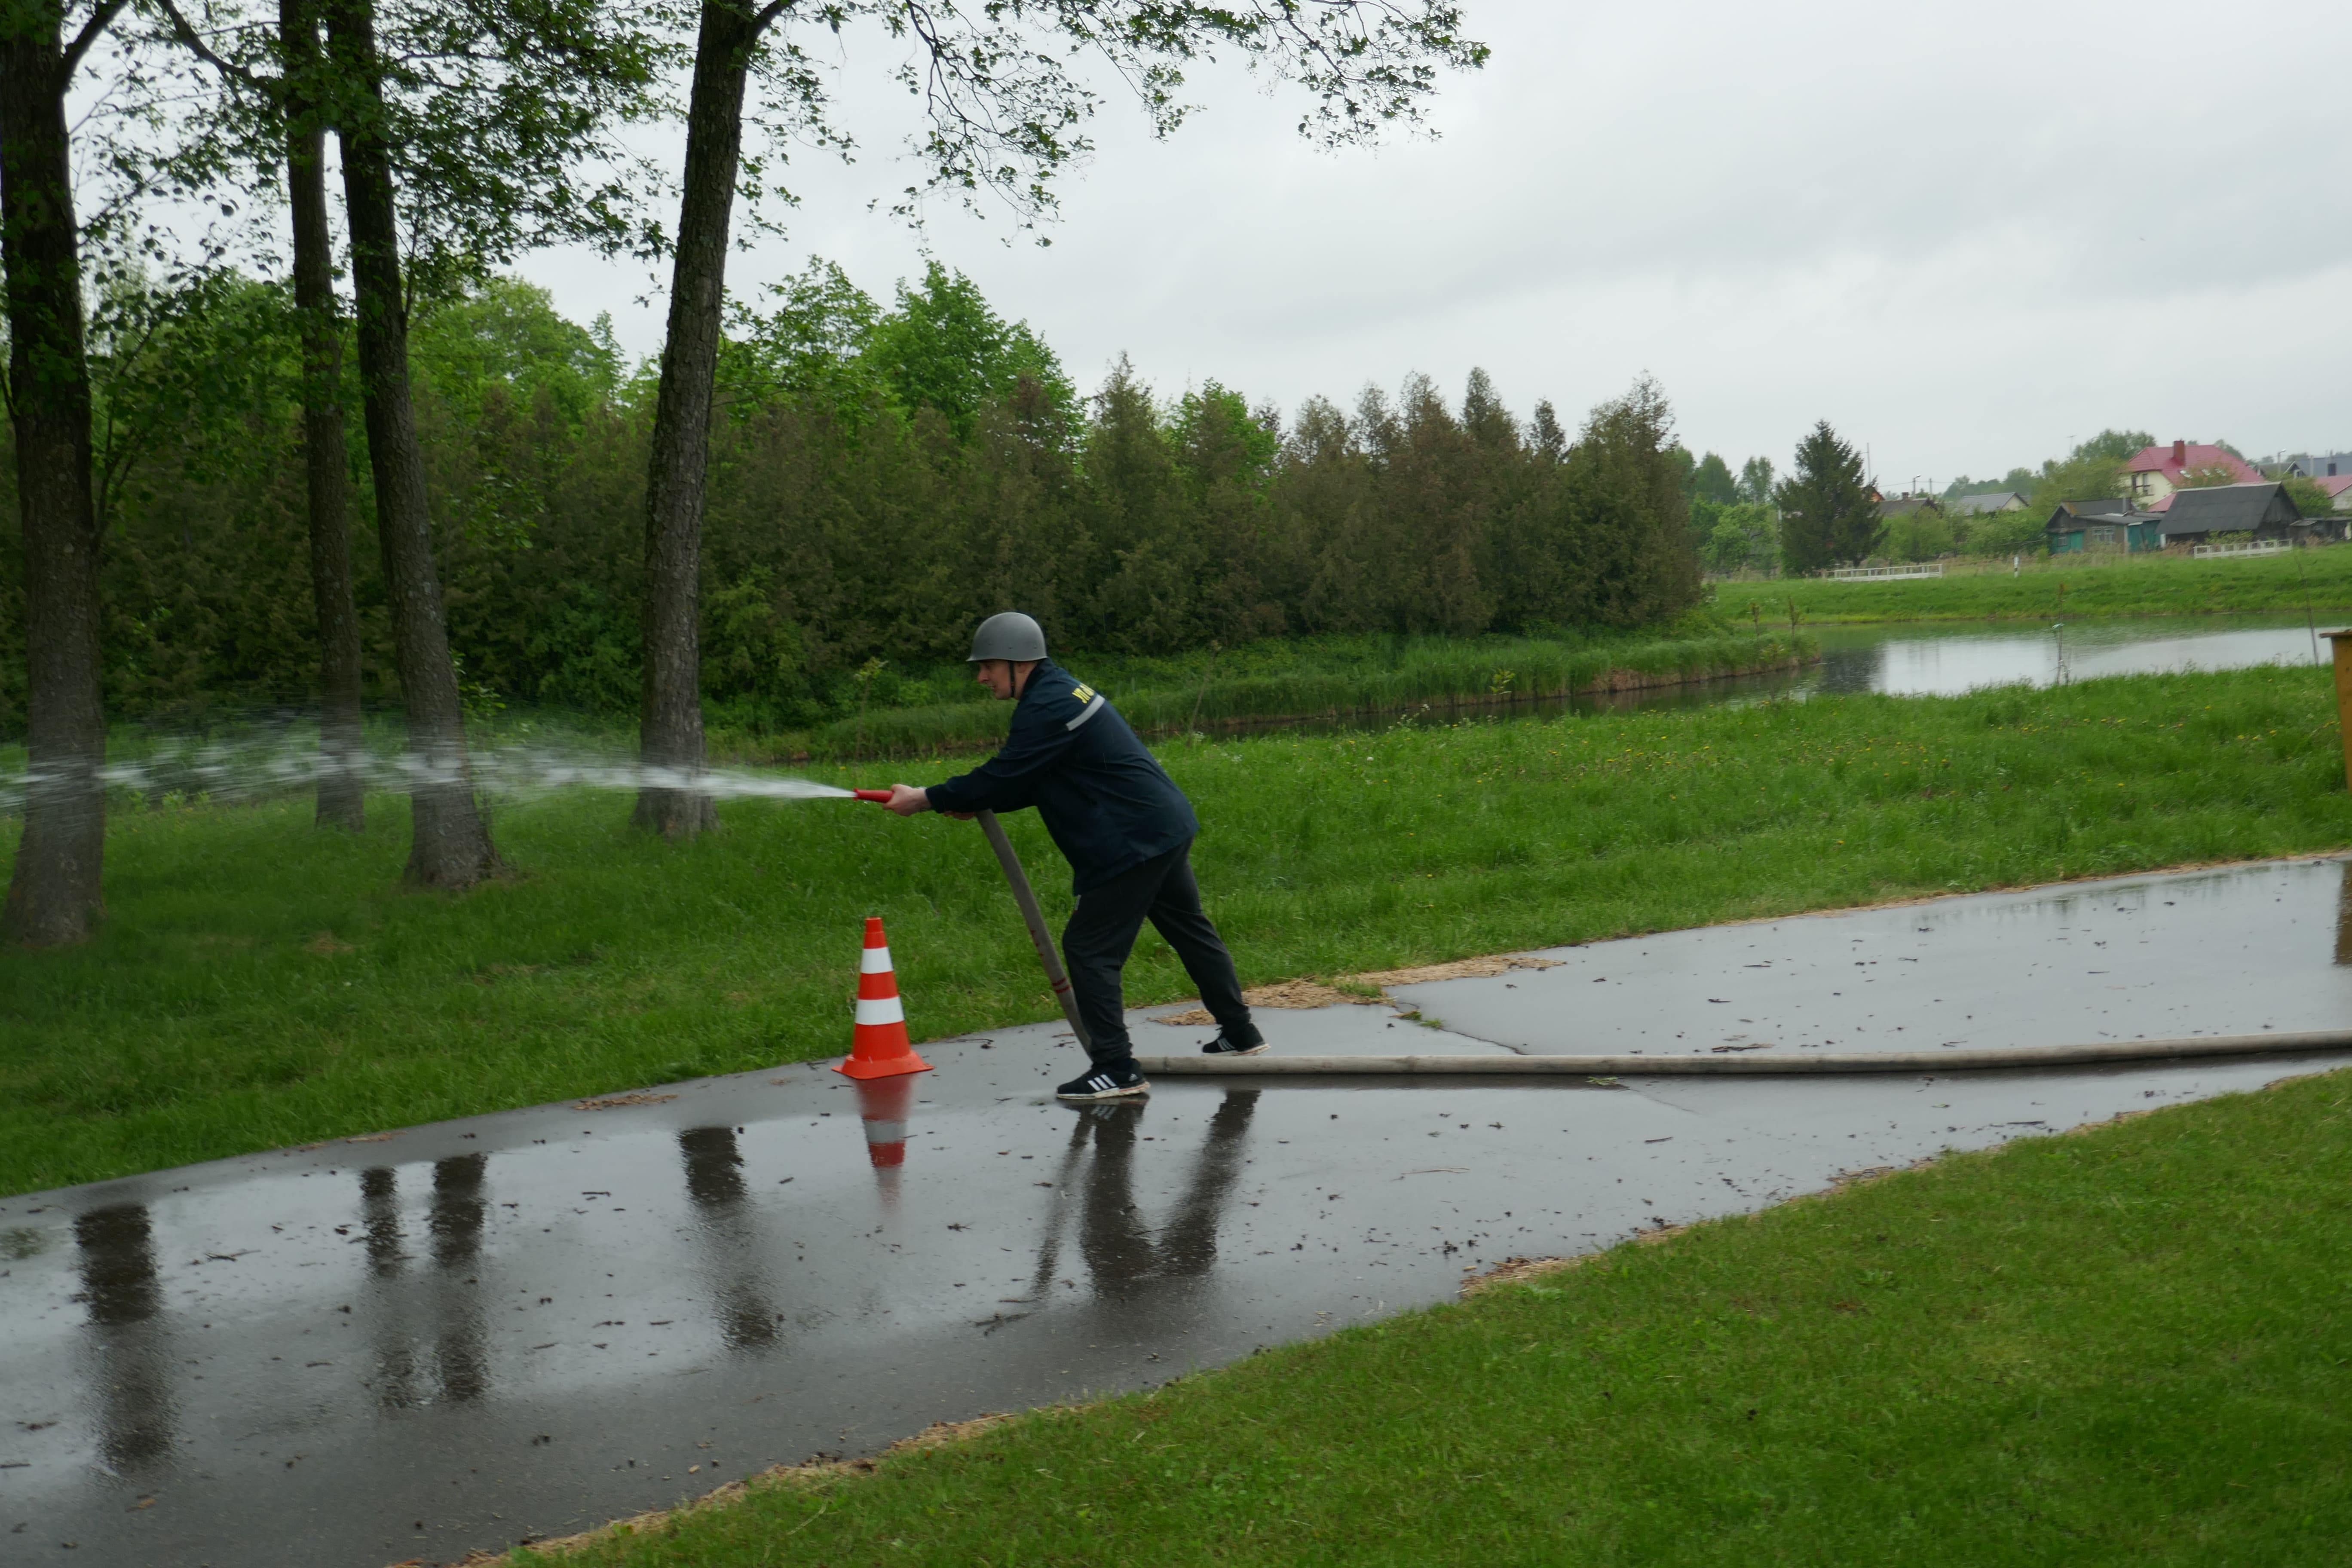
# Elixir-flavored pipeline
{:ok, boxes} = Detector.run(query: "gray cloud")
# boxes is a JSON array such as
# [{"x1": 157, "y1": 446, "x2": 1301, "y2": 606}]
[{"x1": 521, "y1": 0, "x2": 2352, "y2": 483}]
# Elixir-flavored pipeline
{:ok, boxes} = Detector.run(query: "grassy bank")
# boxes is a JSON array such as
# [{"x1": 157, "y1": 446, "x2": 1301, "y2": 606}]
[
  {"x1": 1753, "y1": 542, "x2": 2352, "y2": 625},
  {"x1": 522, "y1": 1064, "x2": 2352, "y2": 1567},
  {"x1": 3, "y1": 664, "x2": 2349, "y2": 1197},
  {"x1": 728, "y1": 628, "x2": 1813, "y2": 760}
]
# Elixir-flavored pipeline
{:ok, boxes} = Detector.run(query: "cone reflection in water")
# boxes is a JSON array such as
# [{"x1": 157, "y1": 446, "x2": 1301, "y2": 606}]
[
  {"x1": 854, "y1": 1076, "x2": 916, "y2": 1169},
  {"x1": 836, "y1": 915, "x2": 932, "y2": 1079}
]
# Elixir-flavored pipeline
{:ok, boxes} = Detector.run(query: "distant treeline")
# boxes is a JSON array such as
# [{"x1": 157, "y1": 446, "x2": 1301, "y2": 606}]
[{"x1": 0, "y1": 265, "x2": 1704, "y2": 735}]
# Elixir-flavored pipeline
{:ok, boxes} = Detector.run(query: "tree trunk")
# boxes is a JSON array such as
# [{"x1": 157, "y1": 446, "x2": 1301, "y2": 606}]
[
  {"x1": 282, "y1": 0, "x2": 366, "y2": 833},
  {"x1": 0, "y1": 15, "x2": 108, "y2": 946},
  {"x1": 324, "y1": 0, "x2": 500, "y2": 888},
  {"x1": 634, "y1": 0, "x2": 770, "y2": 841}
]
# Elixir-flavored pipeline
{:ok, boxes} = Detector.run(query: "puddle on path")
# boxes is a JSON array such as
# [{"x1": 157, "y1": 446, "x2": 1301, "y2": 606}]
[
  {"x1": 1395, "y1": 856, "x2": 2352, "y2": 1057},
  {"x1": 3, "y1": 858, "x2": 2348, "y2": 1567}
]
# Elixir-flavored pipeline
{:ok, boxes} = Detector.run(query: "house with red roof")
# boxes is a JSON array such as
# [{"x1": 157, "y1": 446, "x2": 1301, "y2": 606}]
[
  {"x1": 2312, "y1": 474, "x2": 2352, "y2": 513},
  {"x1": 2122, "y1": 439, "x2": 2261, "y2": 510}
]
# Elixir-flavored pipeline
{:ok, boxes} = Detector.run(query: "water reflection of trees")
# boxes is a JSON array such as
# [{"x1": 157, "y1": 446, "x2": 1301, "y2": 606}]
[
  {"x1": 357, "y1": 1156, "x2": 489, "y2": 1407},
  {"x1": 678, "y1": 1127, "x2": 780, "y2": 1351},
  {"x1": 73, "y1": 1204, "x2": 175, "y2": 1470},
  {"x1": 2334, "y1": 860, "x2": 2352, "y2": 965}
]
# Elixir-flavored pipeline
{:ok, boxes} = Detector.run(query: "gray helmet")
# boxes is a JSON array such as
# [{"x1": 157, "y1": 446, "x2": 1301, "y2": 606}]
[{"x1": 967, "y1": 611, "x2": 1048, "y2": 663}]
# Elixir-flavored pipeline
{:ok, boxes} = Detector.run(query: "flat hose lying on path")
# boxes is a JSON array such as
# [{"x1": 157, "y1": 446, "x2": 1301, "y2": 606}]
[{"x1": 1131, "y1": 1029, "x2": 2352, "y2": 1076}]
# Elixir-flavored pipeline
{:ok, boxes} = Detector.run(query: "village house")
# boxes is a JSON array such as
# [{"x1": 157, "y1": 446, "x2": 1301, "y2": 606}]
[
  {"x1": 2311, "y1": 475, "x2": 2352, "y2": 513},
  {"x1": 2278, "y1": 452, "x2": 2352, "y2": 482},
  {"x1": 2045, "y1": 498, "x2": 2162, "y2": 554},
  {"x1": 2150, "y1": 482, "x2": 2332, "y2": 548},
  {"x1": 1947, "y1": 490, "x2": 2029, "y2": 516},
  {"x1": 2121, "y1": 439, "x2": 2261, "y2": 508}
]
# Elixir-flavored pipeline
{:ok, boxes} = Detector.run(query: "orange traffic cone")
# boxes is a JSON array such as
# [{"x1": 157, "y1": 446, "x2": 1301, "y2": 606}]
[{"x1": 836, "y1": 916, "x2": 933, "y2": 1080}]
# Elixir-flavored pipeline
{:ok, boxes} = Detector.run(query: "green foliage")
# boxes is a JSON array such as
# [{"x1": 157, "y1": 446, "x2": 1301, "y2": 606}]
[
  {"x1": 157, "y1": 0, "x2": 660, "y2": 301},
  {"x1": 717, "y1": 259, "x2": 890, "y2": 426},
  {"x1": 3, "y1": 665, "x2": 2344, "y2": 1196},
  {"x1": 1736, "y1": 455, "x2": 1775, "y2": 505},
  {"x1": 1663, "y1": 442, "x2": 1697, "y2": 495},
  {"x1": 778, "y1": 628, "x2": 1807, "y2": 760},
  {"x1": 2176, "y1": 463, "x2": 2241, "y2": 490},
  {"x1": 864, "y1": 261, "x2": 1074, "y2": 439},
  {"x1": 1943, "y1": 468, "x2": 2036, "y2": 499},
  {"x1": 410, "y1": 278, "x2": 622, "y2": 428},
  {"x1": 1689, "y1": 450, "x2": 1738, "y2": 504},
  {"x1": 2, "y1": 267, "x2": 1708, "y2": 740},
  {"x1": 1681, "y1": 452, "x2": 1738, "y2": 555},
  {"x1": 1695, "y1": 500, "x2": 1779, "y2": 575},
  {"x1": 2070, "y1": 427, "x2": 2156, "y2": 464},
  {"x1": 1962, "y1": 506, "x2": 2050, "y2": 561},
  {"x1": 2284, "y1": 475, "x2": 2333, "y2": 518},
  {"x1": 1774, "y1": 420, "x2": 1880, "y2": 572},
  {"x1": 1879, "y1": 502, "x2": 1954, "y2": 564},
  {"x1": 2027, "y1": 454, "x2": 2123, "y2": 513},
  {"x1": 1489, "y1": 377, "x2": 1703, "y2": 631},
  {"x1": 1952, "y1": 435, "x2": 2152, "y2": 511}
]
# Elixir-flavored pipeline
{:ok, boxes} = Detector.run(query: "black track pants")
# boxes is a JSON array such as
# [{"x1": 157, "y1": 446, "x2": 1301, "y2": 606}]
[{"x1": 1061, "y1": 842, "x2": 1255, "y2": 1067}]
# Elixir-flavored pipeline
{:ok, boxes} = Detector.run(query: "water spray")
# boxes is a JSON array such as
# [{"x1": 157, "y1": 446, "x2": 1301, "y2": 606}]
[
  {"x1": 850, "y1": 790, "x2": 1092, "y2": 1052},
  {"x1": 0, "y1": 736, "x2": 862, "y2": 814}
]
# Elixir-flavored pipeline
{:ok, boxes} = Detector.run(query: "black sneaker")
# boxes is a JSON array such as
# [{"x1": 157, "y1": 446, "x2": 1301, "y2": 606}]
[
  {"x1": 1057, "y1": 1061, "x2": 1151, "y2": 1101},
  {"x1": 1200, "y1": 1028, "x2": 1267, "y2": 1057}
]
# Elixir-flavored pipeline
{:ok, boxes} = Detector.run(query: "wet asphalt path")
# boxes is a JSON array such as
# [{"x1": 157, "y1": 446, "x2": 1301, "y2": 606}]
[{"x1": 3, "y1": 858, "x2": 2348, "y2": 1567}]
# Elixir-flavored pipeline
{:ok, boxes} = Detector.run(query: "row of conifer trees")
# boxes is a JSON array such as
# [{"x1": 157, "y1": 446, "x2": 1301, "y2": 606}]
[{"x1": 0, "y1": 266, "x2": 1703, "y2": 737}]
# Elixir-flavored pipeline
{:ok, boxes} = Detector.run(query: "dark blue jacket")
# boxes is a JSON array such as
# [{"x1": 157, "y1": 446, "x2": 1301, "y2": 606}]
[{"x1": 926, "y1": 662, "x2": 1197, "y2": 893}]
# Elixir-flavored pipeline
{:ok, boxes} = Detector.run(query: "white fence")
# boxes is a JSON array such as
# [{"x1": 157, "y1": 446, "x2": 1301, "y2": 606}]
[
  {"x1": 1826, "y1": 563, "x2": 1944, "y2": 581},
  {"x1": 2190, "y1": 540, "x2": 2288, "y2": 560}
]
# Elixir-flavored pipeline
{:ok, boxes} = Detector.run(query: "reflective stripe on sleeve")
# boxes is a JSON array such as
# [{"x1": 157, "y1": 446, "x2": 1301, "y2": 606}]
[{"x1": 1065, "y1": 694, "x2": 1107, "y2": 732}]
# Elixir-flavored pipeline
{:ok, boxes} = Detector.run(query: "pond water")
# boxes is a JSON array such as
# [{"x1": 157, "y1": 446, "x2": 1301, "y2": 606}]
[
  {"x1": 1804, "y1": 612, "x2": 2330, "y2": 697},
  {"x1": 1231, "y1": 612, "x2": 2338, "y2": 737}
]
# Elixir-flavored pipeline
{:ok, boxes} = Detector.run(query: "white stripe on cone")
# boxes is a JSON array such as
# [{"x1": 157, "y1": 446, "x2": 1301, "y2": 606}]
[
  {"x1": 860, "y1": 946, "x2": 894, "y2": 974},
  {"x1": 855, "y1": 995, "x2": 905, "y2": 1026}
]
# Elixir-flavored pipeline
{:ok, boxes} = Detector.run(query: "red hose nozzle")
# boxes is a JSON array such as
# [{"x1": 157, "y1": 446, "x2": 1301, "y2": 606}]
[{"x1": 852, "y1": 788, "x2": 893, "y2": 802}]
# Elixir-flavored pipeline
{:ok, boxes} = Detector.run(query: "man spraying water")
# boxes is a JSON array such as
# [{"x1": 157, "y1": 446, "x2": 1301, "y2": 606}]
[{"x1": 882, "y1": 612, "x2": 1263, "y2": 1100}]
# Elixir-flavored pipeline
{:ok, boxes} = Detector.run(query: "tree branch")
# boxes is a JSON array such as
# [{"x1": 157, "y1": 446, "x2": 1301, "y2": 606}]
[
  {"x1": 59, "y1": 0, "x2": 132, "y2": 83},
  {"x1": 151, "y1": 0, "x2": 267, "y2": 89}
]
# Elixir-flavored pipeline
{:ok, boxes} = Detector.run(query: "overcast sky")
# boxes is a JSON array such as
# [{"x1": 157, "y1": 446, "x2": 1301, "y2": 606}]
[{"x1": 516, "y1": 0, "x2": 2352, "y2": 489}]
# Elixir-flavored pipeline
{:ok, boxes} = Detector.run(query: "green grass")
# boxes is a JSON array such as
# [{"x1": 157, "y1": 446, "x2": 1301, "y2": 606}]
[
  {"x1": 722, "y1": 628, "x2": 1811, "y2": 760},
  {"x1": 3, "y1": 664, "x2": 2349, "y2": 1197},
  {"x1": 1749, "y1": 542, "x2": 2352, "y2": 625},
  {"x1": 520, "y1": 1065, "x2": 2352, "y2": 1567}
]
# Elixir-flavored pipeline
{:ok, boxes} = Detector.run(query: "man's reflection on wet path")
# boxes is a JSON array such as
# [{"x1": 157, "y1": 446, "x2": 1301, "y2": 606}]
[
  {"x1": 73, "y1": 1203, "x2": 175, "y2": 1471},
  {"x1": 1022, "y1": 1090, "x2": 1260, "y2": 1306},
  {"x1": 678, "y1": 1127, "x2": 780, "y2": 1351}
]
